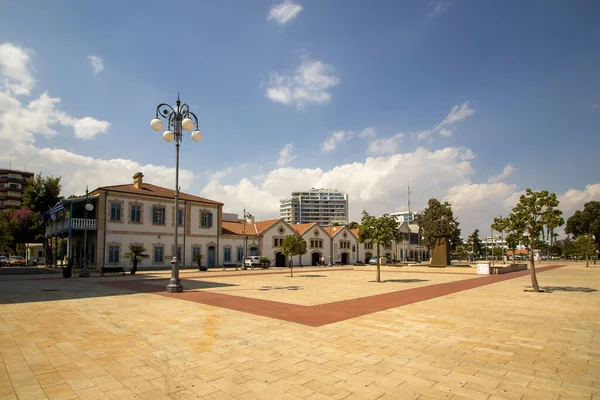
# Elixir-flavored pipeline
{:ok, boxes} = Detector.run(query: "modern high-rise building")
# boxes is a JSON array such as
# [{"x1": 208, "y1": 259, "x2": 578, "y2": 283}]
[
  {"x1": 0, "y1": 169, "x2": 34, "y2": 210},
  {"x1": 280, "y1": 189, "x2": 348, "y2": 226},
  {"x1": 390, "y1": 211, "x2": 416, "y2": 224}
]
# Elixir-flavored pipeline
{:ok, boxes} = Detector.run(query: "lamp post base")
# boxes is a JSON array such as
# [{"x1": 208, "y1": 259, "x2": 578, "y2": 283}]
[
  {"x1": 79, "y1": 260, "x2": 89, "y2": 277},
  {"x1": 166, "y1": 280, "x2": 183, "y2": 293},
  {"x1": 167, "y1": 259, "x2": 183, "y2": 292}
]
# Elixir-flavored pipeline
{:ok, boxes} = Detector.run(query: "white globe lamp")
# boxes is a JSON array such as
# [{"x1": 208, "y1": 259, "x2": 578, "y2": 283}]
[
  {"x1": 191, "y1": 130, "x2": 203, "y2": 142},
  {"x1": 182, "y1": 117, "x2": 194, "y2": 131},
  {"x1": 163, "y1": 130, "x2": 175, "y2": 142},
  {"x1": 150, "y1": 118, "x2": 163, "y2": 132}
]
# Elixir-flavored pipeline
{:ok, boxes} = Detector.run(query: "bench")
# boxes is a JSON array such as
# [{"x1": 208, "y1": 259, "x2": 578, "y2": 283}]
[
  {"x1": 101, "y1": 266, "x2": 125, "y2": 276},
  {"x1": 222, "y1": 263, "x2": 240, "y2": 271}
]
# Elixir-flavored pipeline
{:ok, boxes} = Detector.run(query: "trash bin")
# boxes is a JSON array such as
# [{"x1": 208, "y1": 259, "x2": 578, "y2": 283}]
[{"x1": 62, "y1": 263, "x2": 72, "y2": 278}]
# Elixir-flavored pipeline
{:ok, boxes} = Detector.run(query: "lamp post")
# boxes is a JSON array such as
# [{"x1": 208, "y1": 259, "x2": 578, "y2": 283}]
[
  {"x1": 242, "y1": 208, "x2": 253, "y2": 269},
  {"x1": 151, "y1": 95, "x2": 202, "y2": 293},
  {"x1": 79, "y1": 187, "x2": 94, "y2": 278},
  {"x1": 586, "y1": 228, "x2": 591, "y2": 268}
]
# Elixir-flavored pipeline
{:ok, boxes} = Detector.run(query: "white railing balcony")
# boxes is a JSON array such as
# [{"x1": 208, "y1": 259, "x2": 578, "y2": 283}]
[{"x1": 71, "y1": 218, "x2": 96, "y2": 229}]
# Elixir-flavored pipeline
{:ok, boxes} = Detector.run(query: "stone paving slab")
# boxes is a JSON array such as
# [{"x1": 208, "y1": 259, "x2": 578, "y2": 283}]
[{"x1": 0, "y1": 262, "x2": 599, "y2": 399}]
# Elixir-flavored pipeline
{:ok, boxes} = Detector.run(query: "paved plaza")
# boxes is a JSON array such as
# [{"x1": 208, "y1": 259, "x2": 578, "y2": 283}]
[{"x1": 0, "y1": 262, "x2": 599, "y2": 399}]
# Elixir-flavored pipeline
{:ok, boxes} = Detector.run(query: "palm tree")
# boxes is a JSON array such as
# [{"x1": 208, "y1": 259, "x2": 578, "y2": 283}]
[
  {"x1": 193, "y1": 253, "x2": 205, "y2": 271},
  {"x1": 123, "y1": 245, "x2": 149, "y2": 275}
]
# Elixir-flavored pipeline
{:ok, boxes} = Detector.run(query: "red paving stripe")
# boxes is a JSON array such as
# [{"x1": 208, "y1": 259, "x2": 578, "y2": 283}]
[{"x1": 102, "y1": 264, "x2": 566, "y2": 327}]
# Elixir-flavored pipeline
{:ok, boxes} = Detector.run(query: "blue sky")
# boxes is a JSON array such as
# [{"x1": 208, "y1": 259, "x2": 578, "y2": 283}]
[{"x1": 1, "y1": 0, "x2": 599, "y2": 236}]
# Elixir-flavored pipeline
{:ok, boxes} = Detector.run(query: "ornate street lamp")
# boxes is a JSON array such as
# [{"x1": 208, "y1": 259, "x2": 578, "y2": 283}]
[
  {"x1": 79, "y1": 187, "x2": 94, "y2": 278},
  {"x1": 242, "y1": 208, "x2": 253, "y2": 269},
  {"x1": 151, "y1": 94, "x2": 202, "y2": 293}
]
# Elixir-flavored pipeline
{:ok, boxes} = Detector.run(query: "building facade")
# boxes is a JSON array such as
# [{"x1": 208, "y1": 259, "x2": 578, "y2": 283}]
[
  {"x1": 390, "y1": 211, "x2": 416, "y2": 224},
  {"x1": 280, "y1": 189, "x2": 348, "y2": 226},
  {"x1": 0, "y1": 169, "x2": 34, "y2": 210}
]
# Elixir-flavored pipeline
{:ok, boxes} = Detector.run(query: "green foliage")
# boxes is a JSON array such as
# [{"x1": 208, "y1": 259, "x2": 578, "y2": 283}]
[
  {"x1": 569, "y1": 235, "x2": 598, "y2": 259},
  {"x1": 193, "y1": 253, "x2": 204, "y2": 270},
  {"x1": 123, "y1": 245, "x2": 150, "y2": 274},
  {"x1": 281, "y1": 234, "x2": 307, "y2": 275},
  {"x1": 0, "y1": 210, "x2": 14, "y2": 253},
  {"x1": 465, "y1": 229, "x2": 483, "y2": 258},
  {"x1": 565, "y1": 201, "x2": 600, "y2": 250},
  {"x1": 498, "y1": 189, "x2": 564, "y2": 291},
  {"x1": 358, "y1": 211, "x2": 403, "y2": 282},
  {"x1": 453, "y1": 245, "x2": 468, "y2": 259},
  {"x1": 492, "y1": 247, "x2": 503, "y2": 258},
  {"x1": 259, "y1": 256, "x2": 271, "y2": 268},
  {"x1": 348, "y1": 221, "x2": 360, "y2": 229},
  {"x1": 414, "y1": 198, "x2": 459, "y2": 251},
  {"x1": 22, "y1": 175, "x2": 62, "y2": 213}
]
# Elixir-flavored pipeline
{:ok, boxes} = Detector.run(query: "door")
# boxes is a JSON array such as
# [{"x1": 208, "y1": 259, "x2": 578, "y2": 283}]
[
  {"x1": 311, "y1": 252, "x2": 321, "y2": 266},
  {"x1": 208, "y1": 246, "x2": 216, "y2": 268},
  {"x1": 275, "y1": 252, "x2": 285, "y2": 267},
  {"x1": 341, "y1": 253, "x2": 349, "y2": 265},
  {"x1": 365, "y1": 253, "x2": 372, "y2": 264}
]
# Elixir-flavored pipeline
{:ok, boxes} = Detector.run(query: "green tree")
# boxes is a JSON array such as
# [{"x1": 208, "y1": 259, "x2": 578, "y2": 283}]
[
  {"x1": 259, "y1": 256, "x2": 271, "y2": 269},
  {"x1": 22, "y1": 175, "x2": 62, "y2": 213},
  {"x1": 123, "y1": 245, "x2": 150, "y2": 275},
  {"x1": 281, "y1": 234, "x2": 307, "y2": 277},
  {"x1": 193, "y1": 253, "x2": 205, "y2": 271},
  {"x1": 569, "y1": 235, "x2": 598, "y2": 261},
  {"x1": 497, "y1": 189, "x2": 564, "y2": 292},
  {"x1": 504, "y1": 232, "x2": 521, "y2": 262},
  {"x1": 453, "y1": 245, "x2": 468, "y2": 260},
  {"x1": 465, "y1": 229, "x2": 483, "y2": 259},
  {"x1": 415, "y1": 198, "x2": 459, "y2": 254},
  {"x1": 10, "y1": 208, "x2": 40, "y2": 245},
  {"x1": 565, "y1": 201, "x2": 600, "y2": 250},
  {"x1": 358, "y1": 211, "x2": 403, "y2": 283},
  {"x1": 0, "y1": 210, "x2": 14, "y2": 254},
  {"x1": 348, "y1": 221, "x2": 360, "y2": 229}
]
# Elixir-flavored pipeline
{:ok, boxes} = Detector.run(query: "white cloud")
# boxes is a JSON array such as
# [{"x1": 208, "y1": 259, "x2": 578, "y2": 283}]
[
  {"x1": 367, "y1": 132, "x2": 405, "y2": 155},
  {"x1": 488, "y1": 164, "x2": 517, "y2": 183},
  {"x1": 266, "y1": 58, "x2": 340, "y2": 108},
  {"x1": 201, "y1": 146, "x2": 476, "y2": 223},
  {"x1": 558, "y1": 184, "x2": 600, "y2": 218},
  {"x1": 0, "y1": 42, "x2": 34, "y2": 95},
  {"x1": 277, "y1": 143, "x2": 295, "y2": 167},
  {"x1": 0, "y1": 43, "x2": 110, "y2": 142},
  {"x1": 416, "y1": 101, "x2": 476, "y2": 142},
  {"x1": 429, "y1": 2, "x2": 449, "y2": 18},
  {"x1": 268, "y1": 0, "x2": 303, "y2": 25},
  {"x1": 439, "y1": 128, "x2": 453, "y2": 137},
  {"x1": 322, "y1": 130, "x2": 353, "y2": 152},
  {"x1": 358, "y1": 127, "x2": 376, "y2": 138},
  {"x1": 445, "y1": 182, "x2": 518, "y2": 234},
  {"x1": 437, "y1": 102, "x2": 476, "y2": 127},
  {"x1": 87, "y1": 55, "x2": 104, "y2": 74}
]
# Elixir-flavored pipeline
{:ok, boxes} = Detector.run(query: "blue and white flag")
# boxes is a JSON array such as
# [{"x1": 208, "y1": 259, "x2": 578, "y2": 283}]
[{"x1": 50, "y1": 201, "x2": 64, "y2": 220}]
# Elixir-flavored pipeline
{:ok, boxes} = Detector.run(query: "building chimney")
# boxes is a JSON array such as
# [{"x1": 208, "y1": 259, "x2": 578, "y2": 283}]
[{"x1": 133, "y1": 172, "x2": 144, "y2": 189}]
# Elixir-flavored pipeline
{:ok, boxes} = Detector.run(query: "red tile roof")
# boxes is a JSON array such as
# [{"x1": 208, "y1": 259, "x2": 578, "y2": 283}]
[
  {"x1": 252, "y1": 219, "x2": 282, "y2": 235},
  {"x1": 94, "y1": 183, "x2": 222, "y2": 205},
  {"x1": 222, "y1": 219, "x2": 257, "y2": 235},
  {"x1": 291, "y1": 223, "x2": 317, "y2": 235}
]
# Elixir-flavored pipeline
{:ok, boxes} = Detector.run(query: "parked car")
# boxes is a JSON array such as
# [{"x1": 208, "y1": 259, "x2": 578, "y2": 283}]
[
  {"x1": 0, "y1": 256, "x2": 8, "y2": 267},
  {"x1": 9, "y1": 256, "x2": 25, "y2": 266},
  {"x1": 244, "y1": 256, "x2": 261, "y2": 269}
]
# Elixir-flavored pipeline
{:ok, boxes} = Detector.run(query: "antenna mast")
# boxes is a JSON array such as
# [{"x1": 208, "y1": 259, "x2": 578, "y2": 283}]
[{"x1": 407, "y1": 181, "x2": 412, "y2": 220}]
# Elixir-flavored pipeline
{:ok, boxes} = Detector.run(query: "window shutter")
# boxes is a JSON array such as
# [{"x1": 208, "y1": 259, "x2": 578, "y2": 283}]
[{"x1": 208, "y1": 212, "x2": 213, "y2": 227}]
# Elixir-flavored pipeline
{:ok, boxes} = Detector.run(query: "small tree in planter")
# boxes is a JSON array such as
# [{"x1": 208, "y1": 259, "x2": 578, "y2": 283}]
[
  {"x1": 259, "y1": 256, "x2": 271, "y2": 269},
  {"x1": 193, "y1": 253, "x2": 206, "y2": 271},
  {"x1": 123, "y1": 245, "x2": 149, "y2": 275}
]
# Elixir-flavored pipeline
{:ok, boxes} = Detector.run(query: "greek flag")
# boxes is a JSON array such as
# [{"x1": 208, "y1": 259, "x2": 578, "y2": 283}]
[{"x1": 50, "y1": 201, "x2": 65, "y2": 220}]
